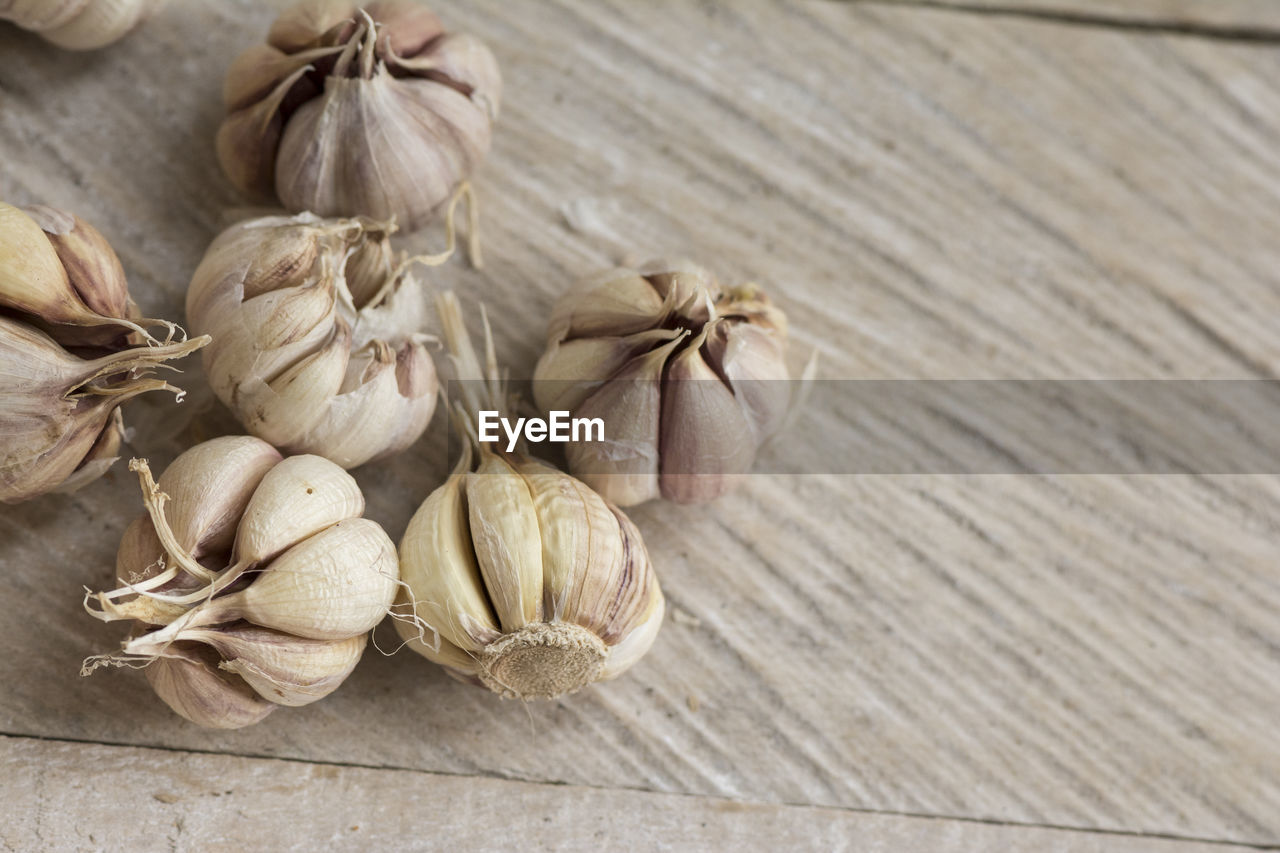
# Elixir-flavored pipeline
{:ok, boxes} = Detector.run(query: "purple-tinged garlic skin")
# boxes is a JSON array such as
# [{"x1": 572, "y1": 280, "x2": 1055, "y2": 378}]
[
  {"x1": 218, "y1": 0, "x2": 501, "y2": 231},
  {"x1": 534, "y1": 260, "x2": 791, "y2": 506}
]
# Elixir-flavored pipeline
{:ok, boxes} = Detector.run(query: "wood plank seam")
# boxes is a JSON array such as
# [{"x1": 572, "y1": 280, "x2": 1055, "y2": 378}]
[
  {"x1": 4, "y1": 731, "x2": 1274, "y2": 850},
  {"x1": 848, "y1": 1, "x2": 1280, "y2": 42}
]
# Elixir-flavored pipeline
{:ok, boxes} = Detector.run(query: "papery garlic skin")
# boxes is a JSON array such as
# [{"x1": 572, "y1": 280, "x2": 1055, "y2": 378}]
[
  {"x1": 218, "y1": 0, "x2": 501, "y2": 231},
  {"x1": 534, "y1": 260, "x2": 791, "y2": 506},
  {"x1": 83, "y1": 436, "x2": 401, "y2": 728},
  {"x1": 186, "y1": 213, "x2": 438, "y2": 469},
  {"x1": 0, "y1": 0, "x2": 165, "y2": 50},
  {"x1": 394, "y1": 293, "x2": 665, "y2": 700},
  {"x1": 0, "y1": 201, "x2": 206, "y2": 503}
]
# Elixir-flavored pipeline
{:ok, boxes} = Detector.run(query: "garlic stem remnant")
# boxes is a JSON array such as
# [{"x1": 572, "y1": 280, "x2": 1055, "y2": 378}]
[
  {"x1": 218, "y1": 0, "x2": 501, "y2": 232},
  {"x1": 186, "y1": 209, "x2": 454, "y2": 469},
  {"x1": 533, "y1": 259, "x2": 791, "y2": 505},
  {"x1": 0, "y1": 0, "x2": 165, "y2": 50},
  {"x1": 395, "y1": 292, "x2": 665, "y2": 700},
  {"x1": 83, "y1": 436, "x2": 400, "y2": 728},
  {"x1": 0, "y1": 201, "x2": 207, "y2": 503}
]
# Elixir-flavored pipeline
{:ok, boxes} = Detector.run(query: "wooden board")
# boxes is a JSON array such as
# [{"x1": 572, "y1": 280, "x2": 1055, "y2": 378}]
[
  {"x1": 8, "y1": 734, "x2": 1268, "y2": 853},
  {"x1": 1, "y1": 0, "x2": 1278, "y2": 848},
  {"x1": 2, "y1": 734, "x2": 1265, "y2": 853},
  {"x1": 873, "y1": 0, "x2": 1280, "y2": 32}
]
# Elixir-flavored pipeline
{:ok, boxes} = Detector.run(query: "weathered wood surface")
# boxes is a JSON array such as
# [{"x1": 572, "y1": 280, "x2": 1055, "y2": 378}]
[
  {"x1": 3, "y1": 735, "x2": 1265, "y2": 853},
  {"x1": 1, "y1": 0, "x2": 1279, "y2": 848},
  {"x1": 893, "y1": 0, "x2": 1280, "y2": 30}
]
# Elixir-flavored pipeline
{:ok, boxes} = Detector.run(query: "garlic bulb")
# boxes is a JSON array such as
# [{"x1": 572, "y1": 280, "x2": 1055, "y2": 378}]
[
  {"x1": 0, "y1": 0, "x2": 164, "y2": 50},
  {"x1": 83, "y1": 435, "x2": 400, "y2": 728},
  {"x1": 533, "y1": 259, "x2": 791, "y2": 505},
  {"x1": 395, "y1": 293, "x2": 665, "y2": 700},
  {"x1": 218, "y1": 0, "x2": 501, "y2": 232},
  {"x1": 0, "y1": 201, "x2": 207, "y2": 503},
  {"x1": 186, "y1": 211, "x2": 444, "y2": 469}
]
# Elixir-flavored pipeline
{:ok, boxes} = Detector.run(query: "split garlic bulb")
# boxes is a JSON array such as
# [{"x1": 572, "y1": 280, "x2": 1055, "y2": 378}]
[
  {"x1": 533, "y1": 259, "x2": 791, "y2": 506},
  {"x1": 0, "y1": 201, "x2": 206, "y2": 503},
  {"x1": 394, "y1": 293, "x2": 665, "y2": 700},
  {"x1": 0, "y1": 0, "x2": 164, "y2": 50},
  {"x1": 186, "y1": 212, "x2": 441, "y2": 469},
  {"x1": 218, "y1": 0, "x2": 501, "y2": 232},
  {"x1": 84, "y1": 435, "x2": 400, "y2": 728}
]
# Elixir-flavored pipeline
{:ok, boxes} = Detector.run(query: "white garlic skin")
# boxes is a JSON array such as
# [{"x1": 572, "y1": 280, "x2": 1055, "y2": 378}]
[
  {"x1": 0, "y1": 0, "x2": 165, "y2": 50},
  {"x1": 186, "y1": 213, "x2": 438, "y2": 469},
  {"x1": 85, "y1": 436, "x2": 399, "y2": 728},
  {"x1": 534, "y1": 260, "x2": 791, "y2": 506},
  {"x1": 393, "y1": 292, "x2": 665, "y2": 701}
]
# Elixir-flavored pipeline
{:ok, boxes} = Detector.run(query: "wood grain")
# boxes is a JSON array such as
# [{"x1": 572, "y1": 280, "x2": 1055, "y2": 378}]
[
  {"x1": 0, "y1": 0, "x2": 1278, "y2": 847},
  {"x1": 4, "y1": 735, "x2": 1261, "y2": 853},
  {"x1": 878, "y1": 0, "x2": 1280, "y2": 32}
]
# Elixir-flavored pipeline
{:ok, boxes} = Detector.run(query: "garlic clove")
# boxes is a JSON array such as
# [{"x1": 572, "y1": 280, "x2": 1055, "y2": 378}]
[
  {"x1": 397, "y1": 447, "x2": 502, "y2": 654},
  {"x1": 232, "y1": 453, "x2": 364, "y2": 566},
  {"x1": 705, "y1": 320, "x2": 790, "y2": 441},
  {"x1": 204, "y1": 517, "x2": 398, "y2": 640},
  {"x1": 342, "y1": 230, "x2": 395, "y2": 309},
  {"x1": 266, "y1": 0, "x2": 357, "y2": 52},
  {"x1": 274, "y1": 75, "x2": 473, "y2": 231},
  {"x1": 547, "y1": 268, "x2": 667, "y2": 342},
  {"x1": 22, "y1": 205, "x2": 133, "y2": 324},
  {"x1": 288, "y1": 338, "x2": 437, "y2": 468},
  {"x1": 596, "y1": 505, "x2": 660, "y2": 643},
  {"x1": 199, "y1": 278, "x2": 338, "y2": 404},
  {"x1": 465, "y1": 452, "x2": 545, "y2": 633},
  {"x1": 179, "y1": 623, "x2": 366, "y2": 707},
  {"x1": 144, "y1": 642, "x2": 277, "y2": 729},
  {"x1": 154, "y1": 435, "x2": 283, "y2": 560},
  {"x1": 230, "y1": 320, "x2": 352, "y2": 449},
  {"x1": 600, "y1": 592, "x2": 665, "y2": 681},
  {"x1": 638, "y1": 258, "x2": 719, "y2": 318},
  {"x1": 216, "y1": 63, "x2": 313, "y2": 201},
  {"x1": 0, "y1": 0, "x2": 92, "y2": 31},
  {"x1": 513, "y1": 457, "x2": 622, "y2": 626},
  {"x1": 363, "y1": 1, "x2": 444, "y2": 57},
  {"x1": 115, "y1": 514, "x2": 166, "y2": 586},
  {"x1": 565, "y1": 333, "x2": 687, "y2": 508},
  {"x1": 718, "y1": 282, "x2": 788, "y2": 336},
  {"x1": 36, "y1": 0, "x2": 158, "y2": 50},
  {"x1": 389, "y1": 31, "x2": 502, "y2": 121},
  {"x1": 223, "y1": 43, "x2": 343, "y2": 112},
  {"x1": 658, "y1": 324, "x2": 757, "y2": 504},
  {"x1": 52, "y1": 406, "x2": 125, "y2": 495},
  {"x1": 532, "y1": 328, "x2": 682, "y2": 413},
  {"x1": 0, "y1": 202, "x2": 87, "y2": 328}
]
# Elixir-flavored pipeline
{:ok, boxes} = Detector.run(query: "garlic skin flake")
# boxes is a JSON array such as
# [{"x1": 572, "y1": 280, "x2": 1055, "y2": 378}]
[
  {"x1": 186, "y1": 213, "x2": 438, "y2": 469},
  {"x1": 0, "y1": 201, "x2": 207, "y2": 503},
  {"x1": 0, "y1": 0, "x2": 165, "y2": 50},
  {"x1": 218, "y1": 0, "x2": 501, "y2": 232},
  {"x1": 83, "y1": 436, "x2": 400, "y2": 728},
  {"x1": 395, "y1": 293, "x2": 665, "y2": 700},
  {"x1": 534, "y1": 260, "x2": 791, "y2": 506}
]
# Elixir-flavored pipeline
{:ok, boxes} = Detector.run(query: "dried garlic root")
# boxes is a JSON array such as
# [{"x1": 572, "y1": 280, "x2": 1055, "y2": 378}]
[
  {"x1": 533, "y1": 259, "x2": 792, "y2": 505},
  {"x1": 394, "y1": 292, "x2": 665, "y2": 700},
  {"x1": 0, "y1": 201, "x2": 207, "y2": 503},
  {"x1": 82, "y1": 436, "x2": 401, "y2": 729}
]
